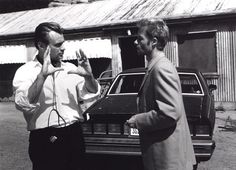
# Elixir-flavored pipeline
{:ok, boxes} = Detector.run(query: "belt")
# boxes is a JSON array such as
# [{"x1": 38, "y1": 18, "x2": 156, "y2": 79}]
[
  {"x1": 30, "y1": 121, "x2": 81, "y2": 135},
  {"x1": 29, "y1": 121, "x2": 82, "y2": 143}
]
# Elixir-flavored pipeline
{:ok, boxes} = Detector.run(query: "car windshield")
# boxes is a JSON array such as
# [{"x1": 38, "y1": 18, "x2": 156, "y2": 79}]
[{"x1": 108, "y1": 73, "x2": 145, "y2": 94}]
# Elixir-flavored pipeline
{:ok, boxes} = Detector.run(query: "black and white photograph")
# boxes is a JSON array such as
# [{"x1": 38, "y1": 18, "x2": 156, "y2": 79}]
[{"x1": 0, "y1": 0, "x2": 236, "y2": 170}]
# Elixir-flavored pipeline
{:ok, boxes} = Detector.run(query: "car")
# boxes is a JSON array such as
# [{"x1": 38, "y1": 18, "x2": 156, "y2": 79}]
[{"x1": 82, "y1": 67, "x2": 217, "y2": 168}]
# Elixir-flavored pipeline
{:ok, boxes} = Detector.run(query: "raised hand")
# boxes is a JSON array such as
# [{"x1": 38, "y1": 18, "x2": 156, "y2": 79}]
[
  {"x1": 68, "y1": 49, "x2": 93, "y2": 77},
  {"x1": 41, "y1": 46, "x2": 63, "y2": 77}
]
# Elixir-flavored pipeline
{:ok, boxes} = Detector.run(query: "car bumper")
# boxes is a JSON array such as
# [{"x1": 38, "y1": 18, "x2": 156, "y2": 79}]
[
  {"x1": 84, "y1": 136, "x2": 141, "y2": 155},
  {"x1": 192, "y1": 139, "x2": 216, "y2": 162},
  {"x1": 84, "y1": 136, "x2": 215, "y2": 162}
]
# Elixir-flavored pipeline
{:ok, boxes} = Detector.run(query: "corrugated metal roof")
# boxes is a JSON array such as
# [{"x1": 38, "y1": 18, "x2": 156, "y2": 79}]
[{"x1": 0, "y1": 0, "x2": 236, "y2": 37}]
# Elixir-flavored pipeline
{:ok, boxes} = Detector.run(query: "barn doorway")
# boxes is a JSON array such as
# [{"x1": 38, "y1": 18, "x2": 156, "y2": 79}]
[{"x1": 119, "y1": 37, "x2": 145, "y2": 70}]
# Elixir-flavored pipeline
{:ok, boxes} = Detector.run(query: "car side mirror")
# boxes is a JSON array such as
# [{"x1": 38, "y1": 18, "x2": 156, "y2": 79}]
[{"x1": 209, "y1": 84, "x2": 217, "y2": 92}]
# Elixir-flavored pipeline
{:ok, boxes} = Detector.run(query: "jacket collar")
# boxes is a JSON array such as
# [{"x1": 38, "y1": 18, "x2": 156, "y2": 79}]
[{"x1": 147, "y1": 51, "x2": 165, "y2": 72}]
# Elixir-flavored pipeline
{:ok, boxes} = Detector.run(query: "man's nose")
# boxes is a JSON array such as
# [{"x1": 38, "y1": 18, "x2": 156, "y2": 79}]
[
  {"x1": 60, "y1": 44, "x2": 65, "y2": 51},
  {"x1": 134, "y1": 40, "x2": 138, "y2": 45}
]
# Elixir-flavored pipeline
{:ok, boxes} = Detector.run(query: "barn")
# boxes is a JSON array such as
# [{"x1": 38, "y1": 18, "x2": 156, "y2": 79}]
[{"x1": 0, "y1": 0, "x2": 236, "y2": 109}]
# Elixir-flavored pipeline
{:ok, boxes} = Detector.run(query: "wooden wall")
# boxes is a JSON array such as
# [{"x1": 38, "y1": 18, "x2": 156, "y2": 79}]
[{"x1": 164, "y1": 24, "x2": 236, "y2": 103}]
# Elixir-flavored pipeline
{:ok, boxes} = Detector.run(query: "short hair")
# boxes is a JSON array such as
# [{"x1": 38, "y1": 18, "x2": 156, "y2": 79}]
[
  {"x1": 34, "y1": 22, "x2": 64, "y2": 49},
  {"x1": 137, "y1": 18, "x2": 169, "y2": 51}
]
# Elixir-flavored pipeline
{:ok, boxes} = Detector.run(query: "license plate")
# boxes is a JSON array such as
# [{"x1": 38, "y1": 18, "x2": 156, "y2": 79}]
[{"x1": 129, "y1": 128, "x2": 139, "y2": 136}]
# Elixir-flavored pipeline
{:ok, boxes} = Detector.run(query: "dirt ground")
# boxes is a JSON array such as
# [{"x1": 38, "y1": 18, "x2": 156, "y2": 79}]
[{"x1": 0, "y1": 102, "x2": 236, "y2": 170}]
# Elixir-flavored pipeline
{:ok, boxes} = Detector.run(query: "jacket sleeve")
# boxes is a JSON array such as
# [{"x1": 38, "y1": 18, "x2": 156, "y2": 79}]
[{"x1": 135, "y1": 61, "x2": 183, "y2": 132}]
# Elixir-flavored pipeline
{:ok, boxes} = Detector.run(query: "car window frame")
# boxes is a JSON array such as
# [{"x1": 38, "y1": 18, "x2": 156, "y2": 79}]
[
  {"x1": 106, "y1": 72, "x2": 205, "y2": 96},
  {"x1": 179, "y1": 72, "x2": 205, "y2": 96},
  {"x1": 107, "y1": 72, "x2": 145, "y2": 96}
]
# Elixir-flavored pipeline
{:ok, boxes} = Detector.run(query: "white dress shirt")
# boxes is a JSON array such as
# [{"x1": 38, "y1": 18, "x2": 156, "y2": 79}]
[{"x1": 13, "y1": 60, "x2": 100, "y2": 130}]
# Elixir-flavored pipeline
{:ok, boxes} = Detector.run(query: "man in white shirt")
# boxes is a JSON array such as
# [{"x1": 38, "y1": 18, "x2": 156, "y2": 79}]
[{"x1": 13, "y1": 22, "x2": 100, "y2": 170}]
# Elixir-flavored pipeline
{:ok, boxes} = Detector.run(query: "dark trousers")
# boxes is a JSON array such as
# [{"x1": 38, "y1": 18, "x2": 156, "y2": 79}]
[{"x1": 28, "y1": 122, "x2": 85, "y2": 170}]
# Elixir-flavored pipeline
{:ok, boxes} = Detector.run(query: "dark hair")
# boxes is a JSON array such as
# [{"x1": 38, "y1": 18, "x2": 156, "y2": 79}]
[
  {"x1": 34, "y1": 22, "x2": 64, "y2": 49},
  {"x1": 137, "y1": 18, "x2": 169, "y2": 51}
]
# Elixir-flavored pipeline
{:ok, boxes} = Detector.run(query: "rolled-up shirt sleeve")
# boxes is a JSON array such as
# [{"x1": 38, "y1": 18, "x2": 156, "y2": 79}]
[
  {"x1": 13, "y1": 64, "x2": 39, "y2": 114},
  {"x1": 77, "y1": 79, "x2": 101, "y2": 101},
  {"x1": 76, "y1": 78, "x2": 101, "y2": 112}
]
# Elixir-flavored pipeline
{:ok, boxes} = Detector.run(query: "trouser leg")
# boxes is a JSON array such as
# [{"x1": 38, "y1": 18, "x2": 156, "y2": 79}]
[{"x1": 28, "y1": 123, "x2": 85, "y2": 170}]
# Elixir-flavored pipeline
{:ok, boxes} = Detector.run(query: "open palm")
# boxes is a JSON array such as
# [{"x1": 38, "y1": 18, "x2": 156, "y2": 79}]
[
  {"x1": 68, "y1": 49, "x2": 93, "y2": 77},
  {"x1": 42, "y1": 46, "x2": 63, "y2": 77}
]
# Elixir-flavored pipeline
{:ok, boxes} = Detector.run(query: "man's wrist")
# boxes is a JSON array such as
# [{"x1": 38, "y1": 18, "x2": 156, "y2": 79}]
[
  {"x1": 38, "y1": 72, "x2": 47, "y2": 80},
  {"x1": 84, "y1": 73, "x2": 95, "y2": 81},
  {"x1": 84, "y1": 73, "x2": 98, "y2": 93}
]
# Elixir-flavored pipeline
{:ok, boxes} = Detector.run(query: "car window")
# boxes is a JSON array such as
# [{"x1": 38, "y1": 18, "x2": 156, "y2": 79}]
[
  {"x1": 179, "y1": 73, "x2": 203, "y2": 95},
  {"x1": 107, "y1": 72, "x2": 203, "y2": 95},
  {"x1": 109, "y1": 73, "x2": 145, "y2": 94}
]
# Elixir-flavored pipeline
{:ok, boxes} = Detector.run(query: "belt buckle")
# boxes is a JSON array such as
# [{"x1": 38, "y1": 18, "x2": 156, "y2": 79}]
[{"x1": 49, "y1": 136, "x2": 58, "y2": 143}]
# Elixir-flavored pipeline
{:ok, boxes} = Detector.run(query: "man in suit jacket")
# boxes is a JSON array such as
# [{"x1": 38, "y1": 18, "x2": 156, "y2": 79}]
[{"x1": 126, "y1": 19, "x2": 196, "y2": 170}]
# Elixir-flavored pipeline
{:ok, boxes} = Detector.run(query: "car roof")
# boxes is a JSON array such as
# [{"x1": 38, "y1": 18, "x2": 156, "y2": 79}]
[{"x1": 120, "y1": 67, "x2": 200, "y2": 74}]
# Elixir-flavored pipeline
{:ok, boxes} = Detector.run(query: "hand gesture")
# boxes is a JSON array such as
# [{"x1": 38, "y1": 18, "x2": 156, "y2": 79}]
[
  {"x1": 68, "y1": 49, "x2": 93, "y2": 77},
  {"x1": 41, "y1": 46, "x2": 64, "y2": 77}
]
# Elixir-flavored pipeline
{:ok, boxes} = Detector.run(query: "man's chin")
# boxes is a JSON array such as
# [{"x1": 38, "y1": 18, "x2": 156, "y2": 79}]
[
  {"x1": 51, "y1": 57, "x2": 63, "y2": 65},
  {"x1": 57, "y1": 55, "x2": 63, "y2": 61},
  {"x1": 137, "y1": 50, "x2": 144, "y2": 56}
]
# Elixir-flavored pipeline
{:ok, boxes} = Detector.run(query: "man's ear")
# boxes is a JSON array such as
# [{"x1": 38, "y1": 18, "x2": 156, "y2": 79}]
[
  {"x1": 37, "y1": 42, "x2": 47, "y2": 50},
  {"x1": 152, "y1": 37, "x2": 158, "y2": 48}
]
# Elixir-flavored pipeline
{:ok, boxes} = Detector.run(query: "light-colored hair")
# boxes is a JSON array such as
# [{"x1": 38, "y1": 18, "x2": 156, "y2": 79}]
[{"x1": 137, "y1": 18, "x2": 169, "y2": 51}]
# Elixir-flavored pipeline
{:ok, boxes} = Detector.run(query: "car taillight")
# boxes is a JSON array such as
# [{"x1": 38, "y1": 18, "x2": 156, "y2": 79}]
[
  {"x1": 108, "y1": 124, "x2": 121, "y2": 134},
  {"x1": 123, "y1": 124, "x2": 130, "y2": 135},
  {"x1": 93, "y1": 123, "x2": 107, "y2": 134},
  {"x1": 195, "y1": 125, "x2": 210, "y2": 137},
  {"x1": 81, "y1": 123, "x2": 92, "y2": 134}
]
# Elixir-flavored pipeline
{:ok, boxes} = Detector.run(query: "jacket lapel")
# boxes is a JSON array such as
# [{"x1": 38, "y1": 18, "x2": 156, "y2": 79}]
[
  {"x1": 138, "y1": 53, "x2": 165, "y2": 95},
  {"x1": 138, "y1": 68, "x2": 148, "y2": 96}
]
